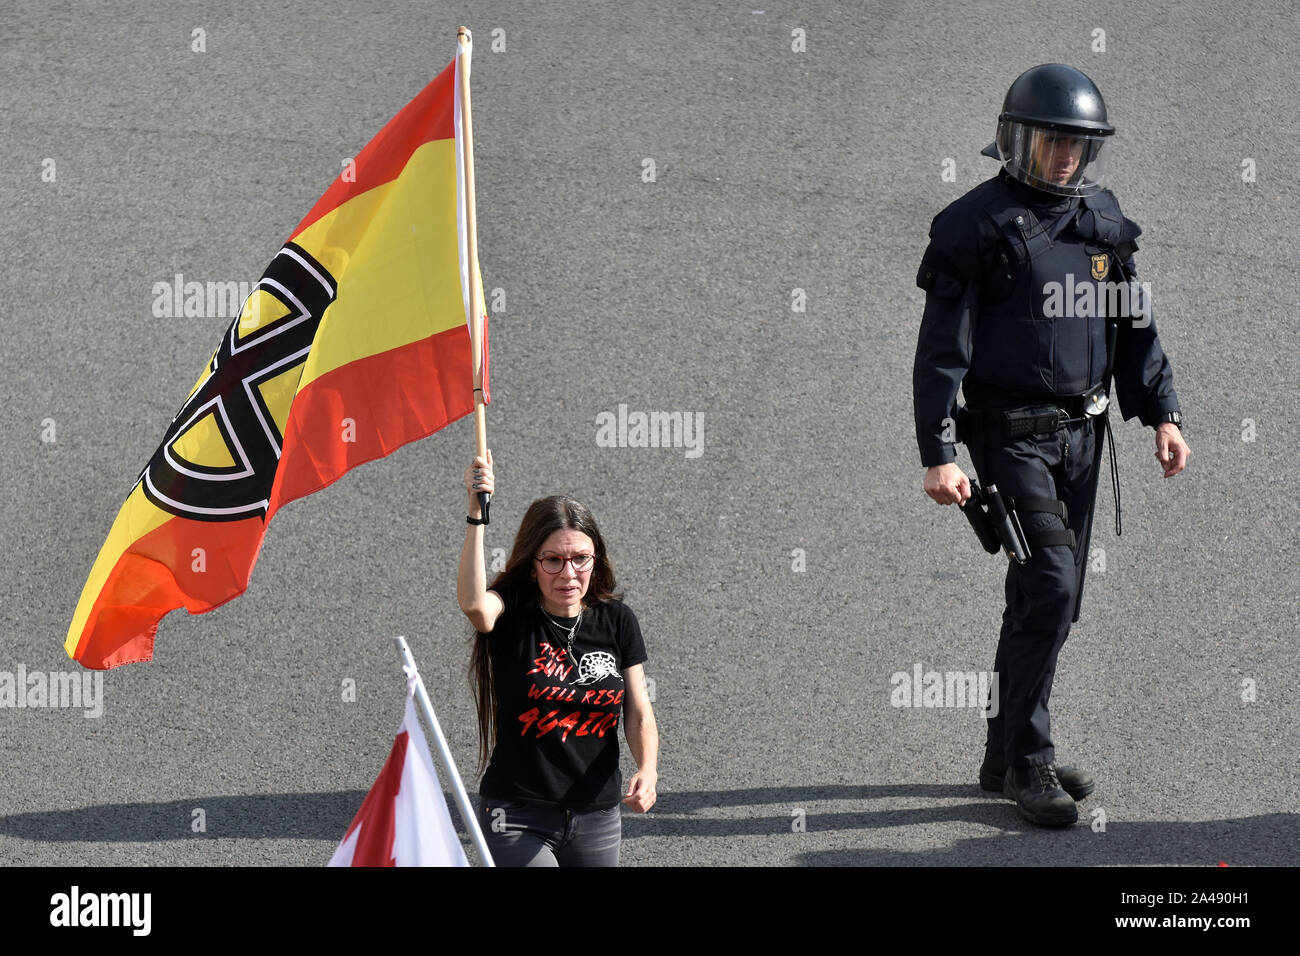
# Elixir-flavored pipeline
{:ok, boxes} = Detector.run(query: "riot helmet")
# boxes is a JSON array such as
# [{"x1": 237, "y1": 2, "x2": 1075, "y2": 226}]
[{"x1": 983, "y1": 64, "x2": 1115, "y2": 197}]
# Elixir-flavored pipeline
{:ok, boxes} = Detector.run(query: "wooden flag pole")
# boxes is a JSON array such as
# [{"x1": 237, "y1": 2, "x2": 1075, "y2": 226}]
[{"x1": 456, "y1": 26, "x2": 490, "y2": 522}]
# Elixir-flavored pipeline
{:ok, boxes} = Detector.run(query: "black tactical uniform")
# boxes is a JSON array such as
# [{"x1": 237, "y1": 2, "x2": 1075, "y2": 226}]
[{"x1": 912, "y1": 64, "x2": 1182, "y2": 826}]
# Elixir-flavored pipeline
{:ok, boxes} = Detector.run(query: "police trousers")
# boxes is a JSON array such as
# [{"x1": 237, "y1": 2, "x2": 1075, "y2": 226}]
[{"x1": 968, "y1": 415, "x2": 1100, "y2": 768}]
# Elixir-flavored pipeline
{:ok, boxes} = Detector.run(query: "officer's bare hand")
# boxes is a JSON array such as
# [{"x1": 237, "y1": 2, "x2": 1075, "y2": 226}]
[
  {"x1": 924, "y1": 463, "x2": 971, "y2": 505},
  {"x1": 464, "y1": 450, "x2": 494, "y2": 516},
  {"x1": 1154, "y1": 424, "x2": 1189, "y2": 478}
]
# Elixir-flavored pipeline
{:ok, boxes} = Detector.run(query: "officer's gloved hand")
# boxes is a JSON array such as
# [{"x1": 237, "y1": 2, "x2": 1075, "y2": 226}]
[{"x1": 924, "y1": 463, "x2": 971, "y2": 505}]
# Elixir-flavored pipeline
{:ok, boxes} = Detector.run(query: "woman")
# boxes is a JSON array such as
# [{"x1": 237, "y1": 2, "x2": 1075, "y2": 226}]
[{"x1": 457, "y1": 451, "x2": 659, "y2": 867}]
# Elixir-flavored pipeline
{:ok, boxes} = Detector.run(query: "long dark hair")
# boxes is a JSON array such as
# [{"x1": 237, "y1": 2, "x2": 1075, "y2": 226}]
[{"x1": 470, "y1": 495, "x2": 620, "y2": 773}]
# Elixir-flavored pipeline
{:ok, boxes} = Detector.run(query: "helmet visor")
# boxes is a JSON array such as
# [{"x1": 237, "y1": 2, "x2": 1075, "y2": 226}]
[{"x1": 999, "y1": 121, "x2": 1112, "y2": 196}]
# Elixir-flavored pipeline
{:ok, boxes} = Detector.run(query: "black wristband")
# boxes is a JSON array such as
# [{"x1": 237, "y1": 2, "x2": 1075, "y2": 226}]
[{"x1": 467, "y1": 515, "x2": 488, "y2": 526}]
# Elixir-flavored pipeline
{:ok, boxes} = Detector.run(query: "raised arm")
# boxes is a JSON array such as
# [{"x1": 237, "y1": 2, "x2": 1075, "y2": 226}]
[{"x1": 457, "y1": 450, "x2": 504, "y2": 633}]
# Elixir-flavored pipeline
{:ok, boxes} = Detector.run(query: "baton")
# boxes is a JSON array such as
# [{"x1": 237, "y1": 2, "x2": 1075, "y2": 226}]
[{"x1": 985, "y1": 484, "x2": 1031, "y2": 565}]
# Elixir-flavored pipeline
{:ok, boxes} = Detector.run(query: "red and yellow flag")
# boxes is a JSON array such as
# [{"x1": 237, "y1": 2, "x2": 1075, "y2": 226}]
[{"x1": 66, "y1": 40, "x2": 489, "y2": 669}]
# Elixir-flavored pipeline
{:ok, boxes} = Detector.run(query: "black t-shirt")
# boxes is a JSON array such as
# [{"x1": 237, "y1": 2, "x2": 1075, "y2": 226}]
[{"x1": 479, "y1": 586, "x2": 648, "y2": 811}]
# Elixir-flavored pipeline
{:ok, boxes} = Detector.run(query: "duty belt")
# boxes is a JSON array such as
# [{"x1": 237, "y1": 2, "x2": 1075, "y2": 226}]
[
  {"x1": 957, "y1": 393, "x2": 1123, "y2": 539},
  {"x1": 958, "y1": 400, "x2": 1090, "y2": 441}
]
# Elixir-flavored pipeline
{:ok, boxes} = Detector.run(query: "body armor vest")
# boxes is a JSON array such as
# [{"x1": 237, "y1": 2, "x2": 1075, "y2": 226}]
[{"x1": 964, "y1": 181, "x2": 1126, "y2": 406}]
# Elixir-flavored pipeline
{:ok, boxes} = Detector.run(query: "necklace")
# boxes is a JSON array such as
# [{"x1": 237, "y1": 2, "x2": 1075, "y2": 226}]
[{"x1": 540, "y1": 607, "x2": 583, "y2": 663}]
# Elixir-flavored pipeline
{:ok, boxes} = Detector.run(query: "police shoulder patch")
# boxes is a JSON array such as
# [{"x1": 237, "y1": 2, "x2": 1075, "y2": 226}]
[{"x1": 1090, "y1": 253, "x2": 1109, "y2": 280}]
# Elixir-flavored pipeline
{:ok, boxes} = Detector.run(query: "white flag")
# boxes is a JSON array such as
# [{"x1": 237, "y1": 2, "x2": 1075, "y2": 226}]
[{"x1": 329, "y1": 689, "x2": 469, "y2": 867}]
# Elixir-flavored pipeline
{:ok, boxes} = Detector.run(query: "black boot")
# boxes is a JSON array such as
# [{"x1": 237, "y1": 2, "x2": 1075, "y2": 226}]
[
  {"x1": 1003, "y1": 765, "x2": 1078, "y2": 827},
  {"x1": 980, "y1": 750, "x2": 1094, "y2": 800}
]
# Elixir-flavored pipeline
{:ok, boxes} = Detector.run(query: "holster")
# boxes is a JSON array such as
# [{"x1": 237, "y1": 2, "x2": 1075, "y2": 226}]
[
  {"x1": 961, "y1": 481, "x2": 1033, "y2": 564},
  {"x1": 960, "y1": 482, "x2": 1002, "y2": 555}
]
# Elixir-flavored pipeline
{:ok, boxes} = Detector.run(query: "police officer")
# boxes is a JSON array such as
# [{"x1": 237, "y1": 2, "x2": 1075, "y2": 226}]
[{"x1": 912, "y1": 64, "x2": 1190, "y2": 826}]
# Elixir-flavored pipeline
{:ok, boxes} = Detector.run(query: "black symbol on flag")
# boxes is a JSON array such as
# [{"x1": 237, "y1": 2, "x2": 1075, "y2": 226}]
[{"x1": 138, "y1": 243, "x2": 337, "y2": 522}]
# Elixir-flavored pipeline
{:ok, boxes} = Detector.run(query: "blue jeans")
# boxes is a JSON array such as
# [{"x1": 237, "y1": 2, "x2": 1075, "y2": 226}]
[{"x1": 478, "y1": 799, "x2": 622, "y2": 867}]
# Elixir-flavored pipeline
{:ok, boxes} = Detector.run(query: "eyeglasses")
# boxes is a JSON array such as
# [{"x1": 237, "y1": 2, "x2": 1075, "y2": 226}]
[{"x1": 535, "y1": 553, "x2": 595, "y2": 574}]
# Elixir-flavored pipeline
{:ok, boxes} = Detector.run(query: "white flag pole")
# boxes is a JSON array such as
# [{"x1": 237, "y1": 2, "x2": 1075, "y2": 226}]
[{"x1": 394, "y1": 635, "x2": 495, "y2": 866}]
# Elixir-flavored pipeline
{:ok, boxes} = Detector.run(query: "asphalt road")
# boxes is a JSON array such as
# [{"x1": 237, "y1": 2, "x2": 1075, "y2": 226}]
[{"x1": 2, "y1": 0, "x2": 1297, "y2": 868}]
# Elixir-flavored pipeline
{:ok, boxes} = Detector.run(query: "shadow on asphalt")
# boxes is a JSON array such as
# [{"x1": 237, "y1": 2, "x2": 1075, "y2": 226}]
[
  {"x1": 7, "y1": 786, "x2": 1294, "y2": 865},
  {"x1": 0, "y1": 791, "x2": 371, "y2": 841},
  {"x1": 621, "y1": 786, "x2": 1299, "y2": 865}
]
